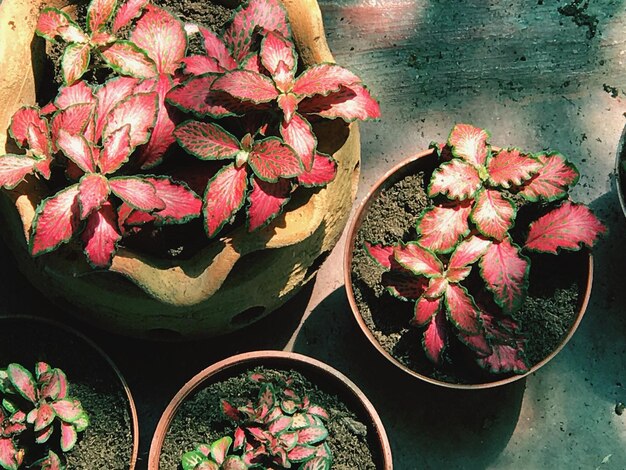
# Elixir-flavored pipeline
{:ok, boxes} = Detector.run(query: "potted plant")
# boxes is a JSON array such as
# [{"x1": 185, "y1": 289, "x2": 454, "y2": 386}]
[
  {"x1": 345, "y1": 123, "x2": 605, "y2": 388},
  {"x1": 0, "y1": 0, "x2": 380, "y2": 339},
  {"x1": 148, "y1": 351, "x2": 392, "y2": 470},
  {"x1": 0, "y1": 315, "x2": 139, "y2": 469}
]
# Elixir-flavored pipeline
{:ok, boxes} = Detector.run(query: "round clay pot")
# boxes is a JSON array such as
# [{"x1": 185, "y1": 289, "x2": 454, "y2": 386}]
[
  {"x1": 0, "y1": 315, "x2": 139, "y2": 469},
  {"x1": 615, "y1": 124, "x2": 626, "y2": 219},
  {"x1": 0, "y1": 0, "x2": 361, "y2": 339},
  {"x1": 344, "y1": 149, "x2": 594, "y2": 389},
  {"x1": 148, "y1": 350, "x2": 393, "y2": 469}
]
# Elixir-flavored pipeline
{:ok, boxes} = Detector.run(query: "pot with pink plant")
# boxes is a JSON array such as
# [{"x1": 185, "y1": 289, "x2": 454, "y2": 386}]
[
  {"x1": 345, "y1": 123, "x2": 606, "y2": 388},
  {"x1": 0, "y1": 0, "x2": 380, "y2": 339}
]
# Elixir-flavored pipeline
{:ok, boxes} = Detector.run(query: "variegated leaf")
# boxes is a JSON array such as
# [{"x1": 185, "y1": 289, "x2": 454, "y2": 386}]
[
  {"x1": 394, "y1": 242, "x2": 443, "y2": 277},
  {"x1": 101, "y1": 41, "x2": 157, "y2": 79},
  {"x1": 417, "y1": 203, "x2": 472, "y2": 253},
  {"x1": 448, "y1": 123, "x2": 489, "y2": 167},
  {"x1": 78, "y1": 173, "x2": 110, "y2": 219},
  {"x1": 0, "y1": 155, "x2": 37, "y2": 189},
  {"x1": 30, "y1": 186, "x2": 80, "y2": 256},
  {"x1": 298, "y1": 153, "x2": 337, "y2": 187},
  {"x1": 487, "y1": 148, "x2": 542, "y2": 188},
  {"x1": 36, "y1": 8, "x2": 87, "y2": 43},
  {"x1": 524, "y1": 201, "x2": 606, "y2": 253},
  {"x1": 181, "y1": 55, "x2": 223, "y2": 75},
  {"x1": 60, "y1": 422, "x2": 78, "y2": 452},
  {"x1": 411, "y1": 295, "x2": 441, "y2": 327},
  {"x1": 448, "y1": 235, "x2": 492, "y2": 270},
  {"x1": 99, "y1": 124, "x2": 131, "y2": 174},
  {"x1": 51, "y1": 103, "x2": 94, "y2": 150},
  {"x1": 55, "y1": 81, "x2": 94, "y2": 109},
  {"x1": 477, "y1": 344, "x2": 528, "y2": 374},
  {"x1": 280, "y1": 113, "x2": 316, "y2": 170},
  {"x1": 261, "y1": 31, "x2": 297, "y2": 77},
  {"x1": 144, "y1": 177, "x2": 202, "y2": 223},
  {"x1": 247, "y1": 177, "x2": 291, "y2": 231},
  {"x1": 293, "y1": 64, "x2": 361, "y2": 97},
  {"x1": 57, "y1": 129, "x2": 96, "y2": 173},
  {"x1": 423, "y1": 276, "x2": 448, "y2": 298},
  {"x1": 299, "y1": 84, "x2": 381, "y2": 121},
  {"x1": 167, "y1": 75, "x2": 247, "y2": 118},
  {"x1": 428, "y1": 159, "x2": 481, "y2": 201},
  {"x1": 0, "y1": 438, "x2": 19, "y2": 470},
  {"x1": 422, "y1": 309, "x2": 447, "y2": 364},
  {"x1": 248, "y1": 137, "x2": 302, "y2": 182},
  {"x1": 444, "y1": 283, "x2": 481, "y2": 334},
  {"x1": 61, "y1": 43, "x2": 91, "y2": 85},
  {"x1": 112, "y1": 0, "x2": 150, "y2": 33},
  {"x1": 212, "y1": 70, "x2": 279, "y2": 103},
  {"x1": 518, "y1": 153, "x2": 579, "y2": 202},
  {"x1": 102, "y1": 92, "x2": 158, "y2": 148},
  {"x1": 200, "y1": 28, "x2": 237, "y2": 70},
  {"x1": 87, "y1": 0, "x2": 117, "y2": 33},
  {"x1": 109, "y1": 177, "x2": 164, "y2": 211},
  {"x1": 470, "y1": 188, "x2": 515, "y2": 241},
  {"x1": 383, "y1": 270, "x2": 427, "y2": 300},
  {"x1": 175, "y1": 121, "x2": 240, "y2": 160},
  {"x1": 9, "y1": 107, "x2": 48, "y2": 150},
  {"x1": 7, "y1": 364, "x2": 36, "y2": 403},
  {"x1": 203, "y1": 164, "x2": 248, "y2": 238},
  {"x1": 94, "y1": 76, "x2": 139, "y2": 138},
  {"x1": 363, "y1": 241, "x2": 393, "y2": 269}
]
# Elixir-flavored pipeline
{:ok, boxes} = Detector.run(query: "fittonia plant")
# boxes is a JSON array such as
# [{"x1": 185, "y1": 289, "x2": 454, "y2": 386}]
[
  {"x1": 181, "y1": 372, "x2": 332, "y2": 470},
  {"x1": 0, "y1": 0, "x2": 380, "y2": 268},
  {"x1": 0, "y1": 363, "x2": 88, "y2": 470},
  {"x1": 365, "y1": 124, "x2": 605, "y2": 374}
]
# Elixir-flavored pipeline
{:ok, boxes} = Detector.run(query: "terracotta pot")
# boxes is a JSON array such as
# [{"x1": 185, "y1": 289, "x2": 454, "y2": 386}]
[
  {"x1": 0, "y1": 0, "x2": 361, "y2": 339},
  {"x1": 148, "y1": 350, "x2": 393, "y2": 469},
  {"x1": 0, "y1": 314, "x2": 139, "y2": 469},
  {"x1": 615, "y1": 124, "x2": 626, "y2": 219},
  {"x1": 344, "y1": 149, "x2": 594, "y2": 389}
]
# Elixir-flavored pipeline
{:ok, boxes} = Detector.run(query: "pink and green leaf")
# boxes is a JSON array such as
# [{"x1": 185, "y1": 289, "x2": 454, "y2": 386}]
[
  {"x1": 87, "y1": 0, "x2": 117, "y2": 33},
  {"x1": 55, "y1": 81, "x2": 94, "y2": 109},
  {"x1": 36, "y1": 8, "x2": 87, "y2": 43},
  {"x1": 280, "y1": 113, "x2": 316, "y2": 170},
  {"x1": 167, "y1": 75, "x2": 247, "y2": 118},
  {"x1": 0, "y1": 155, "x2": 37, "y2": 189},
  {"x1": 302, "y1": 457, "x2": 331, "y2": 470},
  {"x1": 210, "y1": 436, "x2": 232, "y2": 465},
  {"x1": 293, "y1": 64, "x2": 361, "y2": 98},
  {"x1": 363, "y1": 242, "x2": 394, "y2": 269},
  {"x1": 277, "y1": 92, "x2": 298, "y2": 123},
  {"x1": 34, "y1": 404, "x2": 55, "y2": 432},
  {"x1": 131, "y1": 5, "x2": 187, "y2": 75},
  {"x1": 524, "y1": 201, "x2": 606, "y2": 253},
  {"x1": 181, "y1": 55, "x2": 223, "y2": 75},
  {"x1": 422, "y1": 309, "x2": 447, "y2": 365},
  {"x1": 51, "y1": 103, "x2": 94, "y2": 149},
  {"x1": 297, "y1": 426, "x2": 328, "y2": 445},
  {"x1": 94, "y1": 76, "x2": 139, "y2": 138},
  {"x1": 103, "y1": 92, "x2": 158, "y2": 148},
  {"x1": 382, "y1": 270, "x2": 427, "y2": 300},
  {"x1": 212, "y1": 70, "x2": 279, "y2": 103},
  {"x1": 393, "y1": 242, "x2": 443, "y2": 277},
  {"x1": 57, "y1": 129, "x2": 96, "y2": 173},
  {"x1": 99, "y1": 124, "x2": 132, "y2": 174},
  {"x1": 480, "y1": 238, "x2": 529, "y2": 315},
  {"x1": 61, "y1": 43, "x2": 91, "y2": 86},
  {"x1": 143, "y1": 177, "x2": 202, "y2": 223},
  {"x1": 444, "y1": 283, "x2": 481, "y2": 334},
  {"x1": 457, "y1": 329, "x2": 492, "y2": 357},
  {"x1": 411, "y1": 295, "x2": 441, "y2": 327},
  {"x1": 175, "y1": 121, "x2": 241, "y2": 160},
  {"x1": 261, "y1": 31, "x2": 297, "y2": 77},
  {"x1": 423, "y1": 276, "x2": 448, "y2": 299},
  {"x1": 518, "y1": 153, "x2": 580, "y2": 202},
  {"x1": 287, "y1": 445, "x2": 317, "y2": 463},
  {"x1": 112, "y1": 0, "x2": 150, "y2": 33},
  {"x1": 448, "y1": 235, "x2": 492, "y2": 270},
  {"x1": 50, "y1": 399, "x2": 83, "y2": 423},
  {"x1": 35, "y1": 424, "x2": 53, "y2": 444},
  {"x1": 448, "y1": 123, "x2": 489, "y2": 167},
  {"x1": 221, "y1": 400, "x2": 241, "y2": 421},
  {"x1": 298, "y1": 153, "x2": 337, "y2": 187},
  {"x1": 7, "y1": 364, "x2": 36, "y2": 403},
  {"x1": 101, "y1": 41, "x2": 157, "y2": 79},
  {"x1": 9, "y1": 107, "x2": 48, "y2": 149},
  {"x1": 487, "y1": 148, "x2": 542, "y2": 188},
  {"x1": 109, "y1": 177, "x2": 164, "y2": 211},
  {"x1": 200, "y1": 28, "x2": 237, "y2": 70},
  {"x1": 249, "y1": 137, "x2": 302, "y2": 182},
  {"x1": 30, "y1": 186, "x2": 80, "y2": 256},
  {"x1": 78, "y1": 173, "x2": 110, "y2": 219},
  {"x1": 477, "y1": 343, "x2": 528, "y2": 374},
  {"x1": 247, "y1": 177, "x2": 291, "y2": 231},
  {"x1": 60, "y1": 422, "x2": 78, "y2": 452},
  {"x1": 428, "y1": 159, "x2": 481, "y2": 201},
  {"x1": 470, "y1": 188, "x2": 515, "y2": 241},
  {"x1": 0, "y1": 438, "x2": 19, "y2": 470},
  {"x1": 299, "y1": 84, "x2": 381, "y2": 121},
  {"x1": 203, "y1": 164, "x2": 248, "y2": 238},
  {"x1": 416, "y1": 203, "x2": 472, "y2": 253}
]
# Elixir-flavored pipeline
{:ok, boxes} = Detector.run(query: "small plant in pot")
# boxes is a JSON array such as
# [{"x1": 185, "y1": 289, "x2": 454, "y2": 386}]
[
  {"x1": 0, "y1": 0, "x2": 380, "y2": 338},
  {"x1": 148, "y1": 351, "x2": 392, "y2": 470},
  {"x1": 346, "y1": 124, "x2": 605, "y2": 387}
]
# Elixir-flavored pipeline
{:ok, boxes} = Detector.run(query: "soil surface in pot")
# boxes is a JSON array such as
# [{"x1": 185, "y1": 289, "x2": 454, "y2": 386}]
[
  {"x1": 350, "y1": 166, "x2": 584, "y2": 384},
  {"x1": 0, "y1": 318, "x2": 133, "y2": 469},
  {"x1": 160, "y1": 367, "x2": 377, "y2": 469}
]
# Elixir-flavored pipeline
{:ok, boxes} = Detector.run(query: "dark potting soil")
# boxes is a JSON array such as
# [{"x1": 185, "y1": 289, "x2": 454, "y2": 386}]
[
  {"x1": 350, "y1": 169, "x2": 583, "y2": 384},
  {"x1": 0, "y1": 318, "x2": 133, "y2": 469},
  {"x1": 160, "y1": 367, "x2": 377, "y2": 470}
]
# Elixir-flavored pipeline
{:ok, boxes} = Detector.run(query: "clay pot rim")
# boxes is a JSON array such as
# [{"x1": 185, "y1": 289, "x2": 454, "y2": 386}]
[
  {"x1": 0, "y1": 314, "x2": 139, "y2": 468},
  {"x1": 615, "y1": 124, "x2": 626, "y2": 219},
  {"x1": 343, "y1": 148, "x2": 594, "y2": 390},
  {"x1": 148, "y1": 350, "x2": 393, "y2": 469}
]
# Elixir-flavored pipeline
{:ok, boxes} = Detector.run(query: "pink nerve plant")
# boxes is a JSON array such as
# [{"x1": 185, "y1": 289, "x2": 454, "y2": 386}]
[
  {"x1": 0, "y1": 0, "x2": 380, "y2": 268},
  {"x1": 365, "y1": 124, "x2": 605, "y2": 375}
]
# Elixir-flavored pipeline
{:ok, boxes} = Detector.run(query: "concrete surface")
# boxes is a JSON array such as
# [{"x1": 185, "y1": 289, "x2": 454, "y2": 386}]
[{"x1": 2, "y1": 0, "x2": 626, "y2": 469}]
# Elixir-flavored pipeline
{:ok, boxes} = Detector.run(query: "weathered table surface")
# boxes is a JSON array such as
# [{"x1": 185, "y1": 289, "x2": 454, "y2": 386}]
[{"x1": 3, "y1": 1, "x2": 626, "y2": 469}]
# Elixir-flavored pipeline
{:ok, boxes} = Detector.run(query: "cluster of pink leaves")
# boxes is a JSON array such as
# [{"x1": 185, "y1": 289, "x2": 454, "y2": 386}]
[
  {"x1": 365, "y1": 124, "x2": 605, "y2": 374},
  {"x1": 0, "y1": 363, "x2": 88, "y2": 470},
  {"x1": 0, "y1": 0, "x2": 380, "y2": 268}
]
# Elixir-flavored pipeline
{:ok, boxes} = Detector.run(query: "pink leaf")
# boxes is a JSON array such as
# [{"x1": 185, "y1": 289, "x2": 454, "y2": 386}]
[
  {"x1": 203, "y1": 164, "x2": 248, "y2": 238},
  {"x1": 60, "y1": 422, "x2": 78, "y2": 452},
  {"x1": 31, "y1": 186, "x2": 80, "y2": 256},
  {"x1": 94, "y1": 76, "x2": 139, "y2": 139},
  {"x1": 36, "y1": 8, "x2": 87, "y2": 43},
  {"x1": 487, "y1": 148, "x2": 542, "y2": 188},
  {"x1": 480, "y1": 238, "x2": 529, "y2": 314},
  {"x1": 233, "y1": 427, "x2": 245, "y2": 450},
  {"x1": 200, "y1": 28, "x2": 237, "y2": 70},
  {"x1": 7, "y1": 364, "x2": 36, "y2": 403},
  {"x1": 297, "y1": 426, "x2": 328, "y2": 445},
  {"x1": 280, "y1": 113, "x2": 315, "y2": 170},
  {"x1": 363, "y1": 242, "x2": 394, "y2": 269},
  {"x1": 470, "y1": 188, "x2": 515, "y2": 241},
  {"x1": 428, "y1": 159, "x2": 481, "y2": 201},
  {"x1": 51, "y1": 103, "x2": 94, "y2": 149},
  {"x1": 144, "y1": 177, "x2": 202, "y2": 223},
  {"x1": 50, "y1": 400, "x2": 82, "y2": 423},
  {"x1": 383, "y1": 270, "x2": 427, "y2": 300},
  {"x1": 35, "y1": 425, "x2": 53, "y2": 444},
  {"x1": 261, "y1": 31, "x2": 297, "y2": 77},
  {"x1": 91, "y1": 31, "x2": 115, "y2": 46},
  {"x1": 167, "y1": 75, "x2": 247, "y2": 118},
  {"x1": 448, "y1": 123, "x2": 489, "y2": 167},
  {"x1": 61, "y1": 43, "x2": 91, "y2": 85},
  {"x1": 412, "y1": 295, "x2": 441, "y2": 327},
  {"x1": 394, "y1": 242, "x2": 443, "y2": 277},
  {"x1": 247, "y1": 177, "x2": 291, "y2": 231},
  {"x1": 78, "y1": 174, "x2": 110, "y2": 219},
  {"x1": 293, "y1": 64, "x2": 361, "y2": 97},
  {"x1": 82, "y1": 203, "x2": 121, "y2": 268},
  {"x1": 99, "y1": 124, "x2": 131, "y2": 174},
  {"x1": 518, "y1": 153, "x2": 580, "y2": 202},
  {"x1": 131, "y1": 5, "x2": 186, "y2": 75},
  {"x1": 423, "y1": 276, "x2": 448, "y2": 299},
  {"x1": 9, "y1": 107, "x2": 48, "y2": 150},
  {"x1": 55, "y1": 81, "x2": 94, "y2": 109},
  {"x1": 109, "y1": 177, "x2": 164, "y2": 211},
  {"x1": 477, "y1": 344, "x2": 528, "y2": 374},
  {"x1": 103, "y1": 92, "x2": 158, "y2": 148},
  {"x1": 181, "y1": 55, "x2": 223, "y2": 75},
  {"x1": 213, "y1": 70, "x2": 279, "y2": 103},
  {"x1": 0, "y1": 155, "x2": 37, "y2": 189},
  {"x1": 112, "y1": 0, "x2": 149, "y2": 33},
  {"x1": 422, "y1": 309, "x2": 447, "y2": 364},
  {"x1": 57, "y1": 129, "x2": 96, "y2": 173},
  {"x1": 457, "y1": 330, "x2": 492, "y2": 357},
  {"x1": 299, "y1": 84, "x2": 380, "y2": 121},
  {"x1": 448, "y1": 235, "x2": 492, "y2": 270},
  {"x1": 0, "y1": 438, "x2": 19, "y2": 470},
  {"x1": 101, "y1": 41, "x2": 157, "y2": 79},
  {"x1": 249, "y1": 137, "x2": 302, "y2": 182},
  {"x1": 277, "y1": 92, "x2": 298, "y2": 123},
  {"x1": 211, "y1": 436, "x2": 232, "y2": 465},
  {"x1": 87, "y1": 0, "x2": 117, "y2": 33},
  {"x1": 221, "y1": 400, "x2": 241, "y2": 421},
  {"x1": 268, "y1": 416, "x2": 292, "y2": 435},
  {"x1": 224, "y1": 0, "x2": 290, "y2": 61},
  {"x1": 174, "y1": 121, "x2": 240, "y2": 160},
  {"x1": 525, "y1": 201, "x2": 606, "y2": 253},
  {"x1": 287, "y1": 445, "x2": 317, "y2": 463},
  {"x1": 298, "y1": 153, "x2": 337, "y2": 187},
  {"x1": 34, "y1": 404, "x2": 55, "y2": 432},
  {"x1": 444, "y1": 283, "x2": 481, "y2": 334},
  {"x1": 417, "y1": 203, "x2": 472, "y2": 253}
]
